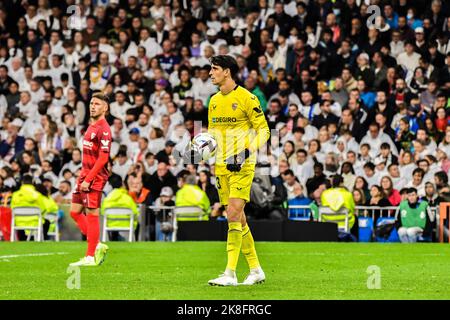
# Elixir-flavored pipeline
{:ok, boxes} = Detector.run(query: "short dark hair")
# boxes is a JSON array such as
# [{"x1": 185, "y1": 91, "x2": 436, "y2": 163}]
[
  {"x1": 282, "y1": 169, "x2": 295, "y2": 177},
  {"x1": 210, "y1": 55, "x2": 239, "y2": 78},
  {"x1": 22, "y1": 174, "x2": 33, "y2": 185},
  {"x1": 331, "y1": 174, "x2": 344, "y2": 188},
  {"x1": 435, "y1": 171, "x2": 448, "y2": 184},
  {"x1": 408, "y1": 187, "x2": 418, "y2": 194},
  {"x1": 92, "y1": 92, "x2": 110, "y2": 105},
  {"x1": 109, "y1": 174, "x2": 123, "y2": 189}
]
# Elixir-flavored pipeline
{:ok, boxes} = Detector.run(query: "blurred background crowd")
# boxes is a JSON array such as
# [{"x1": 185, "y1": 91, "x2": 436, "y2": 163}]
[{"x1": 0, "y1": 0, "x2": 450, "y2": 229}]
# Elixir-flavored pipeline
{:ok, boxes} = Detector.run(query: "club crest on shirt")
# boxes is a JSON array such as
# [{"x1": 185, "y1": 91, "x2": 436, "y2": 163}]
[
  {"x1": 232, "y1": 103, "x2": 238, "y2": 111},
  {"x1": 91, "y1": 133, "x2": 96, "y2": 140}
]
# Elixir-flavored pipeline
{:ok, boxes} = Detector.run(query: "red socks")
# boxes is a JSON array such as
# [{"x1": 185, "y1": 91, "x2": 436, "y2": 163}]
[
  {"x1": 86, "y1": 214, "x2": 100, "y2": 257},
  {"x1": 70, "y1": 211, "x2": 87, "y2": 235}
]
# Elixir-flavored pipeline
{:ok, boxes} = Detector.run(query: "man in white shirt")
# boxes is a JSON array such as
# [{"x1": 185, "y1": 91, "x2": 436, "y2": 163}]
[
  {"x1": 9, "y1": 58, "x2": 26, "y2": 86},
  {"x1": 199, "y1": 29, "x2": 226, "y2": 57},
  {"x1": 16, "y1": 91, "x2": 39, "y2": 121},
  {"x1": 397, "y1": 41, "x2": 421, "y2": 74},
  {"x1": 112, "y1": 151, "x2": 133, "y2": 180},
  {"x1": 192, "y1": 66, "x2": 217, "y2": 105},
  {"x1": 110, "y1": 91, "x2": 133, "y2": 122},
  {"x1": 50, "y1": 54, "x2": 72, "y2": 87},
  {"x1": 292, "y1": 149, "x2": 314, "y2": 183},
  {"x1": 360, "y1": 122, "x2": 398, "y2": 158},
  {"x1": 28, "y1": 79, "x2": 45, "y2": 106},
  {"x1": 390, "y1": 30, "x2": 404, "y2": 58},
  {"x1": 139, "y1": 27, "x2": 163, "y2": 59}
]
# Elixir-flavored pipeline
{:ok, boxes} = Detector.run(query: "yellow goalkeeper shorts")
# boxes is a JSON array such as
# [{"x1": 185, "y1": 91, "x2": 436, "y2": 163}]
[{"x1": 215, "y1": 170, "x2": 255, "y2": 206}]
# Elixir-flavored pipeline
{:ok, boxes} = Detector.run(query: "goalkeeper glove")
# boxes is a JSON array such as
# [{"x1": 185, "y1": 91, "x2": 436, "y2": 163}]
[{"x1": 225, "y1": 149, "x2": 251, "y2": 172}]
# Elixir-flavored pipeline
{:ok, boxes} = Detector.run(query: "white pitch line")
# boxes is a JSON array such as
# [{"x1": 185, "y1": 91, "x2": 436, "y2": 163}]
[{"x1": 0, "y1": 252, "x2": 69, "y2": 260}]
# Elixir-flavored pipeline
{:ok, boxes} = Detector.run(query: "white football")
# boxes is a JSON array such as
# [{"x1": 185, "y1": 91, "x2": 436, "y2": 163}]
[{"x1": 191, "y1": 133, "x2": 217, "y2": 161}]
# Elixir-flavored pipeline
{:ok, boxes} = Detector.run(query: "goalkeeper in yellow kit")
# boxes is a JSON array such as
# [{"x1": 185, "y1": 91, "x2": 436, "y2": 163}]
[{"x1": 206, "y1": 55, "x2": 270, "y2": 286}]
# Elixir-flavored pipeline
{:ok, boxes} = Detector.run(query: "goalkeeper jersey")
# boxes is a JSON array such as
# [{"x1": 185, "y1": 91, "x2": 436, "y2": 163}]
[{"x1": 208, "y1": 85, "x2": 270, "y2": 175}]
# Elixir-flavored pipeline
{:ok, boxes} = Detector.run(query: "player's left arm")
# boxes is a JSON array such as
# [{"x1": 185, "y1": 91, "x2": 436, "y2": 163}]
[
  {"x1": 245, "y1": 93, "x2": 270, "y2": 154},
  {"x1": 84, "y1": 126, "x2": 112, "y2": 186}
]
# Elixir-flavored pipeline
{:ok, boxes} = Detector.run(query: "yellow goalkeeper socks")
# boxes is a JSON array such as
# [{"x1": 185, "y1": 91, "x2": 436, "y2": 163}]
[
  {"x1": 226, "y1": 222, "x2": 243, "y2": 271},
  {"x1": 241, "y1": 224, "x2": 260, "y2": 270}
]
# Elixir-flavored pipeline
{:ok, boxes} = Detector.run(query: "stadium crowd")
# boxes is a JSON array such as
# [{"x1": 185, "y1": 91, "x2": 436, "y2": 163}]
[{"x1": 0, "y1": 0, "x2": 450, "y2": 240}]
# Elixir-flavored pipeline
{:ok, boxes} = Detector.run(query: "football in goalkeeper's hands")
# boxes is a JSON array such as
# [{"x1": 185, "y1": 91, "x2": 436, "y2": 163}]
[{"x1": 191, "y1": 132, "x2": 217, "y2": 161}]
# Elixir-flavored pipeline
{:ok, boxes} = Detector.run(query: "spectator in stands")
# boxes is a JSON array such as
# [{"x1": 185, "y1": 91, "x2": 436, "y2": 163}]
[
  {"x1": 353, "y1": 188, "x2": 368, "y2": 206},
  {"x1": 198, "y1": 170, "x2": 221, "y2": 218},
  {"x1": 396, "y1": 187, "x2": 435, "y2": 243},
  {"x1": 422, "y1": 182, "x2": 442, "y2": 207},
  {"x1": 287, "y1": 183, "x2": 312, "y2": 220},
  {"x1": 320, "y1": 175, "x2": 357, "y2": 240},
  {"x1": 175, "y1": 173, "x2": 210, "y2": 221},
  {"x1": 0, "y1": 0, "x2": 449, "y2": 242},
  {"x1": 10, "y1": 174, "x2": 47, "y2": 240},
  {"x1": 381, "y1": 176, "x2": 401, "y2": 206},
  {"x1": 306, "y1": 162, "x2": 328, "y2": 198}
]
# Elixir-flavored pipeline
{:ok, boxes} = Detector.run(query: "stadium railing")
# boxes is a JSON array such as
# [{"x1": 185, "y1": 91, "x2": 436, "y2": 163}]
[{"x1": 1, "y1": 204, "x2": 445, "y2": 242}]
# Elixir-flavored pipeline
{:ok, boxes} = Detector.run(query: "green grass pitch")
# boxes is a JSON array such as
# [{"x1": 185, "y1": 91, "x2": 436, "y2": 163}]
[{"x1": 0, "y1": 242, "x2": 449, "y2": 300}]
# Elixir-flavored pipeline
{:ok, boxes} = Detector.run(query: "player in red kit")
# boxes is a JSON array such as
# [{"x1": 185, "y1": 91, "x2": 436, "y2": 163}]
[{"x1": 70, "y1": 93, "x2": 112, "y2": 267}]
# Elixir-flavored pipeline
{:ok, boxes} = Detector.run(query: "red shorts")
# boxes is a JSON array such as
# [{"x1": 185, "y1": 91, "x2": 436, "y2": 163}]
[{"x1": 72, "y1": 190, "x2": 103, "y2": 209}]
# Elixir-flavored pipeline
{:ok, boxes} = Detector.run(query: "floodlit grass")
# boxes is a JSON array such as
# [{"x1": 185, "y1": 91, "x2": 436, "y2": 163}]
[{"x1": 0, "y1": 242, "x2": 449, "y2": 300}]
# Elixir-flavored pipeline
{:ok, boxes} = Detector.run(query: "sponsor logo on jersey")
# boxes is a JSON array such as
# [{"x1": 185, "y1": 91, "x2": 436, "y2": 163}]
[
  {"x1": 232, "y1": 103, "x2": 238, "y2": 111},
  {"x1": 83, "y1": 140, "x2": 94, "y2": 148},
  {"x1": 211, "y1": 117, "x2": 237, "y2": 123},
  {"x1": 100, "y1": 139, "x2": 110, "y2": 149}
]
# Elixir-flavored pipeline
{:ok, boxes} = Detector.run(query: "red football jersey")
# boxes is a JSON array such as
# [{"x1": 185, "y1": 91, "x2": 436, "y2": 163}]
[{"x1": 78, "y1": 118, "x2": 112, "y2": 191}]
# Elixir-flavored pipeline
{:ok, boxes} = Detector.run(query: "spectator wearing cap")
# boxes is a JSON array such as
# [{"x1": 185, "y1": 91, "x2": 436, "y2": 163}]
[
  {"x1": 229, "y1": 29, "x2": 244, "y2": 56},
  {"x1": 200, "y1": 29, "x2": 227, "y2": 56},
  {"x1": 149, "y1": 77, "x2": 169, "y2": 112},
  {"x1": 153, "y1": 185, "x2": 175, "y2": 240},
  {"x1": 354, "y1": 53, "x2": 375, "y2": 89}
]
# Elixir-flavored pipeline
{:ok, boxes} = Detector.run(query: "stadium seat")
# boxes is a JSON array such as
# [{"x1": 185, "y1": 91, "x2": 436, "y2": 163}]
[
  {"x1": 288, "y1": 205, "x2": 312, "y2": 221},
  {"x1": 358, "y1": 217, "x2": 373, "y2": 242},
  {"x1": 101, "y1": 207, "x2": 136, "y2": 242},
  {"x1": 45, "y1": 212, "x2": 60, "y2": 242},
  {"x1": 11, "y1": 207, "x2": 43, "y2": 242},
  {"x1": 318, "y1": 206, "x2": 350, "y2": 233},
  {"x1": 173, "y1": 206, "x2": 208, "y2": 221},
  {"x1": 172, "y1": 206, "x2": 208, "y2": 242}
]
